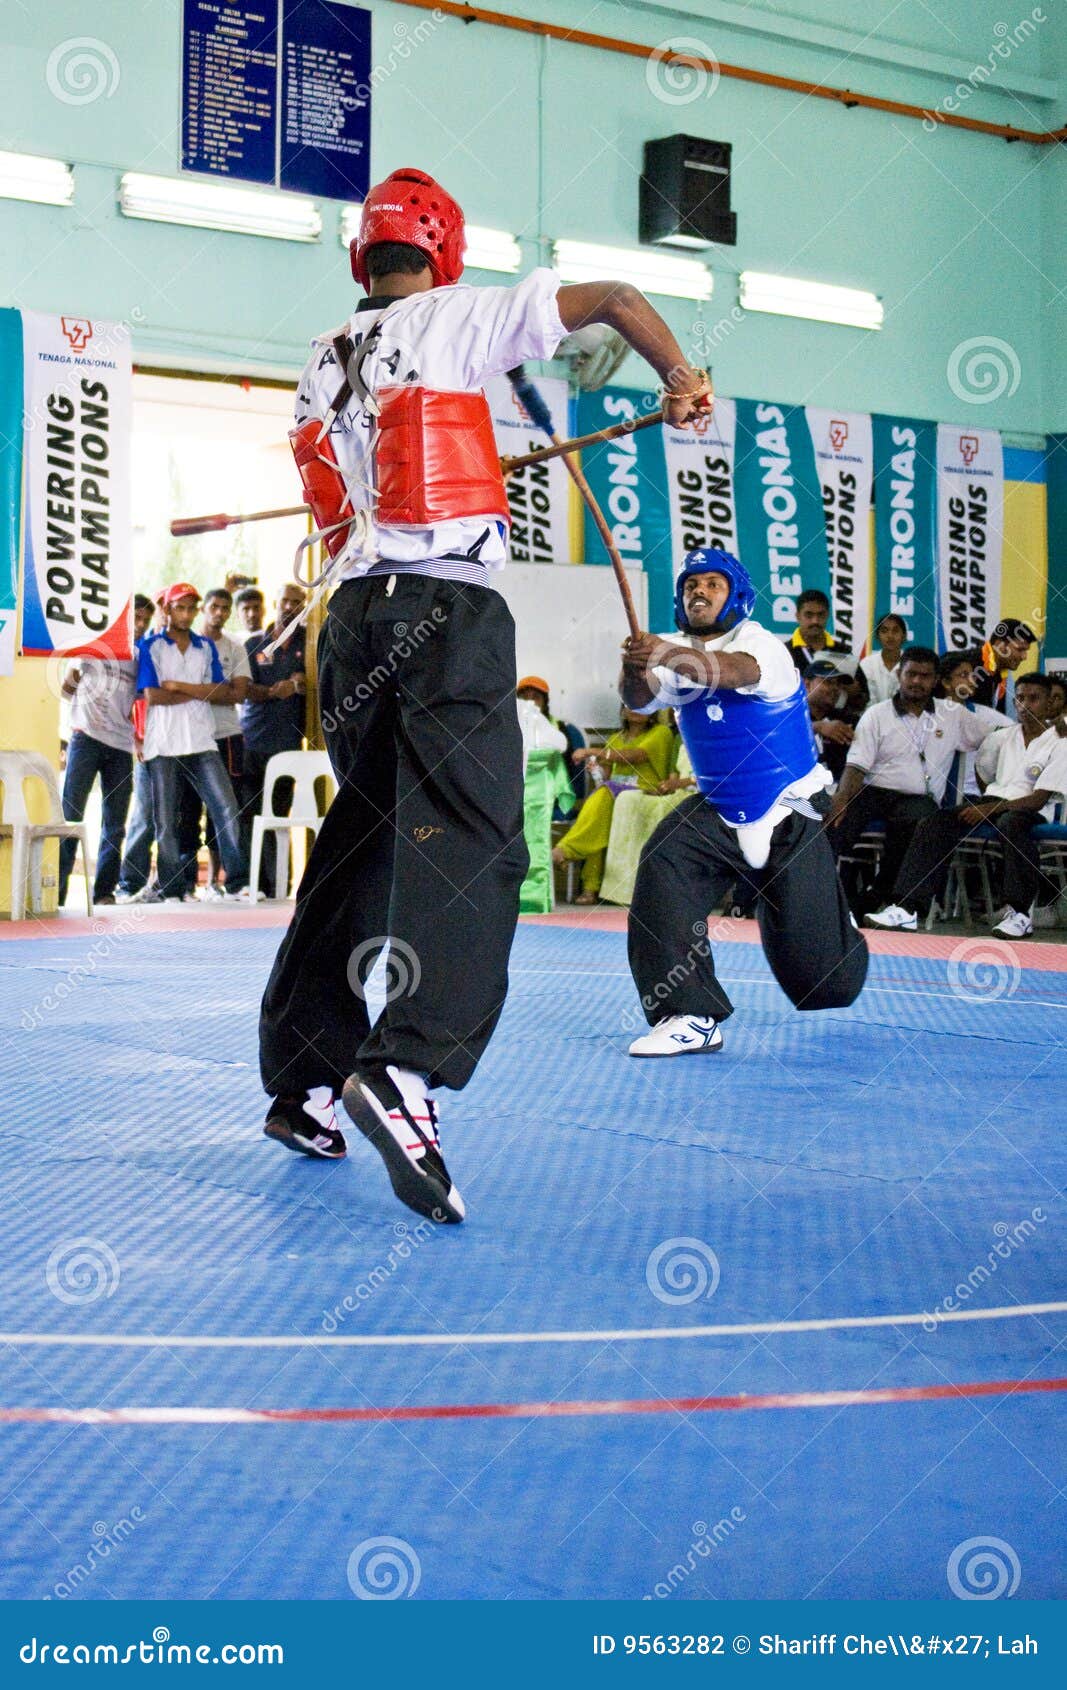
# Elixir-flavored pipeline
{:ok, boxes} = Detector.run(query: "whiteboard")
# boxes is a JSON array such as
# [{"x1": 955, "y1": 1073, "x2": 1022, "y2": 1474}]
[{"x1": 494, "y1": 562, "x2": 648, "y2": 733}]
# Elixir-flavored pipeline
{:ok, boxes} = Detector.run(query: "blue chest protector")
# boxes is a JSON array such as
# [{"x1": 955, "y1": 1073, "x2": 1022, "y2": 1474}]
[{"x1": 678, "y1": 678, "x2": 819, "y2": 825}]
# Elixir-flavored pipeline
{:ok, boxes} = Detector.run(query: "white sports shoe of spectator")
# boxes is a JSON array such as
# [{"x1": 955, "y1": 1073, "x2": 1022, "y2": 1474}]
[
  {"x1": 992, "y1": 908, "x2": 1033, "y2": 939},
  {"x1": 628, "y1": 1015, "x2": 723, "y2": 1057},
  {"x1": 865, "y1": 905, "x2": 917, "y2": 930}
]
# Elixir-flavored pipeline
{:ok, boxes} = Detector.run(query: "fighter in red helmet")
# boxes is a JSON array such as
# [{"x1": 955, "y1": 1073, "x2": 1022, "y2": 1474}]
[{"x1": 259, "y1": 165, "x2": 712, "y2": 1224}]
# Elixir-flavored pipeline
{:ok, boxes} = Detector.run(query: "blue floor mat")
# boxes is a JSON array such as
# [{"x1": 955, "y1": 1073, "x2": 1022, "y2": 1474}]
[{"x1": 0, "y1": 921, "x2": 1064, "y2": 1600}]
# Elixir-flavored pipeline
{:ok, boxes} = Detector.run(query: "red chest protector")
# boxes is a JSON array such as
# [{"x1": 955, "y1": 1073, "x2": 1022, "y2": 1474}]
[
  {"x1": 289, "y1": 385, "x2": 509, "y2": 548},
  {"x1": 373, "y1": 385, "x2": 510, "y2": 528}
]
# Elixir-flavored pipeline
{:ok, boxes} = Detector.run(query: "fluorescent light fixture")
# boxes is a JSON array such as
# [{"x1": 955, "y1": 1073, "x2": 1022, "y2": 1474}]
[
  {"x1": 739, "y1": 270, "x2": 883, "y2": 330},
  {"x1": 552, "y1": 239, "x2": 712, "y2": 301},
  {"x1": 0, "y1": 150, "x2": 73, "y2": 207},
  {"x1": 339, "y1": 206, "x2": 521, "y2": 274},
  {"x1": 120, "y1": 173, "x2": 321, "y2": 242}
]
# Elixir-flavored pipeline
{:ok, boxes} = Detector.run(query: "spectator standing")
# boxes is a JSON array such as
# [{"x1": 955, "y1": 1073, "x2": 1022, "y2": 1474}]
[
  {"x1": 197, "y1": 587, "x2": 251, "y2": 892},
  {"x1": 866, "y1": 674, "x2": 1067, "y2": 938},
  {"x1": 58, "y1": 594, "x2": 154, "y2": 906},
  {"x1": 961, "y1": 619, "x2": 1037, "y2": 712},
  {"x1": 828, "y1": 646, "x2": 1003, "y2": 911},
  {"x1": 235, "y1": 587, "x2": 266, "y2": 643},
  {"x1": 859, "y1": 613, "x2": 906, "y2": 704},
  {"x1": 241, "y1": 584, "x2": 308, "y2": 895},
  {"x1": 516, "y1": 674, "x2": 584, "y2": 807},
  {"x1": 137, "y1": 584, "x2": 247, "y2": 901}
]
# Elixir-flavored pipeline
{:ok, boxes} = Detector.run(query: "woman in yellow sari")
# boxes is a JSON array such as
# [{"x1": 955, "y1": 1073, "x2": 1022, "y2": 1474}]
[{"x1": 552, "y1": 710, "x2": 676, "y2": 903}]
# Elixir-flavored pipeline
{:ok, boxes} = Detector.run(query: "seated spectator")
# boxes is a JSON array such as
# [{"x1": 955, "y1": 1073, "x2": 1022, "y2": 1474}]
[
  {"x1": 805, "y1": 658, "x2": 855, "y2": 781},
  {"x1": 866, "y1": 674, "x2": 1067, "y2": 938},
  {"x1": 58, "y1": 594, "x2": 154, "y2": 906},
  {"x1": 198, "y1": 587, "x2": 252, "y2": 894},
  {"x1": 551, "y1": 708, "x2": 675, "y2": 904},
  {"x1": 516, "y1": 675, "x2": 584, "y2": 806},
  {"x1": 137, "y1": 583, "x2": 247, "y2": 902},
  {"x1": 786, "y1": 588, "x2": 851, "y2": 676},
  {"x1": 827, "y1": 645, "x2": 1003, "y2": 913},
  {"x1": 235, "y1": 586, "x2": 266, "y2": 642},
  {"x1": 859, "y1": 613, "x2": 906, "y2": 704},
  {"x1": 959, "y1": 619, "x2": 1037, "y2": 711},
  {"x1": 598, "y1": 739, "x2": 696, "y2": 907},
  {"x1": 241, "y1": 584, "x2": 308, "y2": 896},
  {"x1": 1046, "y1": 673, "x2": 1067, "y2": 724}
]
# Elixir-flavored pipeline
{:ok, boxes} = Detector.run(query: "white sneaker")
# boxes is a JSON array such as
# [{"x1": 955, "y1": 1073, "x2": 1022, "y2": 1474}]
[
  {"x1": 865, "y1": 904, "x2": 917, "y2": 931},
  {"x1": 992, "y1": 908, "x2": 1032, "y2": 939},
  {"x1": 628, "y1": 1015, "x2": 723, "y2": 1057},
  {"x1": 114, "y1": 888, "x2": 145, "y2": 905},
  {"x1": 1031, "y1": 902, "x2": 1058, "y2": 930}
]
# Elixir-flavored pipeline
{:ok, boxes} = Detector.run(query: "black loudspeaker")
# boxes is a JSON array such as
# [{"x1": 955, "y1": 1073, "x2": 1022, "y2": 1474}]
[{"x1": 639, "y1": 135, "x2": 737, "y2": 248}]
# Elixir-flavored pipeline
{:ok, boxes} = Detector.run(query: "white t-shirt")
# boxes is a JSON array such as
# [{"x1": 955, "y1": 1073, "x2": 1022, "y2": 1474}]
[
  {"x1": 846, "y1": 697, "x2": 1002, "y2": 802},
  {"x1": 69, "y1": 657, "x2": 137, "y2": 753},
  {"x1": 641, "y1": 619, "x2": 830, "y2": 864},
  {"x1": 976, "y1": 723, "x2": 1067, "y2": 816},
  {"x1": 295, "y1": 268, "x2": 567, "y2": 578},
  {"x1": 206, "y1": 629, "x2": 252, "y2": 741},
  {"x1": 859, "y1": 650, "x2": 900, "y2": 704},
  {"x1": 137, "y1": 631, "x2": 224, "y2": 761}
]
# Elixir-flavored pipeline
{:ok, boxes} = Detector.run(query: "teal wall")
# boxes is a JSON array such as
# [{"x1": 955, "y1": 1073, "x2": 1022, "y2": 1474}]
[{"x1": 0, "y1": 0, "x2": 1063, "y2": 434}]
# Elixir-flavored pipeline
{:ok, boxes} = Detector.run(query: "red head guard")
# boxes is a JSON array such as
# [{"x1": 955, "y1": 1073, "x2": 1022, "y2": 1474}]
[{"x1": 350, "y1": 167, "x2": 465, "y2": 292}]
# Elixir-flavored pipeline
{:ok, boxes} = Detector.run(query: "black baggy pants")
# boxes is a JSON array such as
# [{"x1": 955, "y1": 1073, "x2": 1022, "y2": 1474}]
[
  {"x1": 891, "y1": 807, "x2": 1056, "y2": 916},
  {"x1": 628, "y1": 796, "x2": 868, "y2": 1024},
  {"x1": 259, "y1": 575, "x2": 528, "y2": 1098},
  {"x1": 829, "y1": 785, "x2": 939, "y2": 904}
]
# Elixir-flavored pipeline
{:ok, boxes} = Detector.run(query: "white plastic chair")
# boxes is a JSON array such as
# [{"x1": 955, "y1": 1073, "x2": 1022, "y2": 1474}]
[
  {"x1": 0, "y1": 751, "x2": 93, "y2": 919},
  {"x1": 248, "y1": 750, "x2": 335, "y2": 900}
]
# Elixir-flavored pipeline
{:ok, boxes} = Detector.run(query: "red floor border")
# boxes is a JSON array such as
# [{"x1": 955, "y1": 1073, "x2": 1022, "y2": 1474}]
[{"x1": 1, "y1": 1374, "x2": 1062, "y2": 1425}]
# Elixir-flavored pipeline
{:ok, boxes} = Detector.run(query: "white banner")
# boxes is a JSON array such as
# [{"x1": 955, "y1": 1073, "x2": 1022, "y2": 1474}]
[
  {"x1": 20, "y1": 311, "x2": 133, "y2": 657},
  {"x1": 486, "y1": 373, "x2": 572, "y2": 564},
  {"x1": 936, "y1": 423, "x2": 1003, "y2": 653},
  {"x1": 806, "y1": 407, "x2": 873, "y2": 655},
  {"x1": 662, "y1": 395, "x2": 738, "y2": 573}
]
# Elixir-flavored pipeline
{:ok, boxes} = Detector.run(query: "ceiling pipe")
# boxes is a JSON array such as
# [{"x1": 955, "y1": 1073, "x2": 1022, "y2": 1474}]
[{"x1": 391, "y1": 0, "x2": 1067, "y2": 145}]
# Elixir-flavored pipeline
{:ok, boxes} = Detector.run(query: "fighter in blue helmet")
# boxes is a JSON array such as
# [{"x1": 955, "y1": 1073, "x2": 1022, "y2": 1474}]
[{"x1": 618, "y1": 547, "x2": 868, "y2": 1055}]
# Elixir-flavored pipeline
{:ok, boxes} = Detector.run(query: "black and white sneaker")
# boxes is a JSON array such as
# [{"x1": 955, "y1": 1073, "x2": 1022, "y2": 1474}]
[
  {"x1": 341, "y1": 1066, "x2": 465, "y2": 1224},
  {"x1": 264, "y1": 1087, "x2": 347, "y2": 1159},
  {"x1": 628, "y1": 1014, "x2": 723, "y2": 1057}
]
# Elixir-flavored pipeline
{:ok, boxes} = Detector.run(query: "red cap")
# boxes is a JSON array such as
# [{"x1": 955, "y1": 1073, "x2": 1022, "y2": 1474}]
[
  {"x1": 350, "y1": 167, "x2": 465, "y2": 292},
  {"x1": 159, "y1": 582, "x2": 201, "y2": 608}
]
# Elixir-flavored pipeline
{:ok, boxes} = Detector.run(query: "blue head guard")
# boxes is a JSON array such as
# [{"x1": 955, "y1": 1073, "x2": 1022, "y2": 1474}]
[{"x1": 674, "y1": 548, "x2": 756, "y2": 635}]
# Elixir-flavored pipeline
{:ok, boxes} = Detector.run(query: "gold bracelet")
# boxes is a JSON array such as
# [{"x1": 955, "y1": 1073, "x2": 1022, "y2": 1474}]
[{"x1": 661, "y1": 368, "x2": 710, "y2": 401}]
